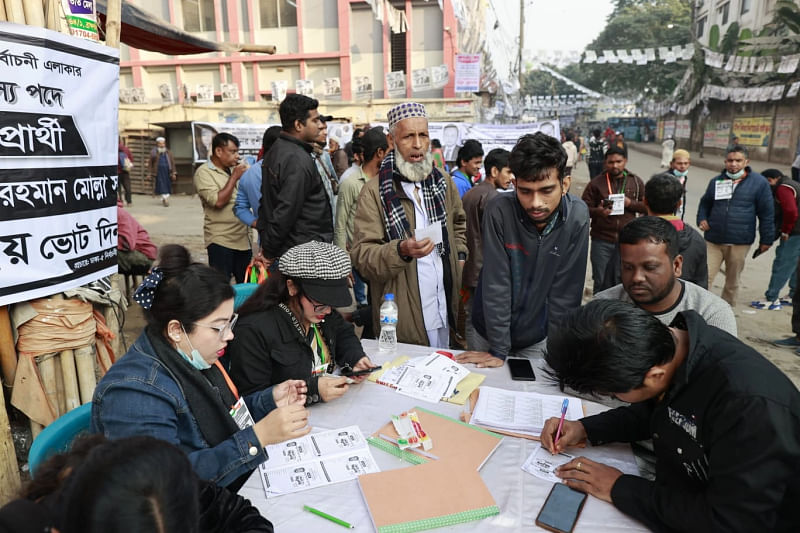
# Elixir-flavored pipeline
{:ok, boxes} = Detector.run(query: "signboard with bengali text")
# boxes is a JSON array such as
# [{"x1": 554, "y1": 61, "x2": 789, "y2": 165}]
[
  {"x1": 732, "y1": 116, "x2": 772, "y2": 146},
  {"x1": 0, "y1": 22, "x2": 119, "y2": 306}
]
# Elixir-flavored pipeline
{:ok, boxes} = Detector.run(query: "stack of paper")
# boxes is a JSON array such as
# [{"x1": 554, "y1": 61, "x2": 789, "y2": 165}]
[
  {"x1": 258, "y1": 426, "x2": 380, "y2": 497},
  {"x1": 470, "y1": 386, "x2": 583, "y2": 438},
  {"x1": 377, "y1": 352, "x2": 470, "y2": 403}
]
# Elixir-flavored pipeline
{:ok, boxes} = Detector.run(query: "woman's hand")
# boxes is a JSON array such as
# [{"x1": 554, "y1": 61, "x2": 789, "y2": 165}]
[
  {"x1": 253, "y1": 404, "x2": 310, "y2": 446},
  {"x1": 272, "y1": 379, "x2": 307, "y2": 407},
  {"x1": 318, "y1": 376, "x2": 349, "y2": 402},
  {"x1": 349, "y1": 356, "x2": 375, "y2": 383}
]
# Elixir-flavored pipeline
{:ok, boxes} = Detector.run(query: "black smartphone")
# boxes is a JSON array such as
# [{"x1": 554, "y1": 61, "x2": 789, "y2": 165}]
[
  {"x1": 341, "y1": 365, "x2": 382, "y2": 377},
  {"x1": 535, "y1": 483, "x2": 587, "y2": 533},
  {"x1": 507, "y1": 358, "x2": 536, "y2": 381},
  {"x1": 752, "y1": 248, "x2": 763, "y2": 259}
]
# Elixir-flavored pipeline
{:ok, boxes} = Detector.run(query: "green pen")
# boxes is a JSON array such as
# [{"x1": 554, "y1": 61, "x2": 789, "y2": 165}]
[{"x1": 303, "y1": 505, "x2": 354, "y2": 529}]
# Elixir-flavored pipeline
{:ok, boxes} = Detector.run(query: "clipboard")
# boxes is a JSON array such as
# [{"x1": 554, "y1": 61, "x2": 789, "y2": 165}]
[{"x1": 460, "y1": 388, "x2": 587, "y2": 441}]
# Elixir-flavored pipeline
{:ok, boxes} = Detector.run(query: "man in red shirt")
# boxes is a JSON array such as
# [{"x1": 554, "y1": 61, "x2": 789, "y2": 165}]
[{"x1": 751, "y1": 169, "x2": 800, "y2": 310}]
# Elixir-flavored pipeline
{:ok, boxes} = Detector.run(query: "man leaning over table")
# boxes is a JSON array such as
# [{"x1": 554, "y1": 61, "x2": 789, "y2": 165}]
[
  {"x1": 456, "y1": 132, "x2": 589, "y2": 368},
  {"x1": 541, "y1": 299, "x2": 800, "y2": 533}
]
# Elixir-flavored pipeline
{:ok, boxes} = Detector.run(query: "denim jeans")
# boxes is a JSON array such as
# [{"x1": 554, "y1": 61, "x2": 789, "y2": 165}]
[
  {"x1": 590, "y1": 239, "x2": 617, "y2": 294},
  {"x1": 353, "y1": 269, "x2": 367, "y2": 306},
  {"x1": 765, "y1": 235, "x2": 800, "y2": 301}
]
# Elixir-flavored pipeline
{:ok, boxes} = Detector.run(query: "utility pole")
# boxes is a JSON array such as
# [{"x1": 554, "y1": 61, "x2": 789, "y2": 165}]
[{"x1": 519, "y1": 0, "x2": 525, "y2": 90}]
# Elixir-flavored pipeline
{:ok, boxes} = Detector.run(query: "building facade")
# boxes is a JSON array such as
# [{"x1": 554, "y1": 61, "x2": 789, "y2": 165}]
[{"x1": 695, "y1": 0, "x2": 785, "y2": 47}]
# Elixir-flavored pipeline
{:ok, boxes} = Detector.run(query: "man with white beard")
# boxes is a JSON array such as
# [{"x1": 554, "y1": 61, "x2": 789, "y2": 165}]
[{"x1": 351, "y1": 102, "x2": 467, "y2": 348}]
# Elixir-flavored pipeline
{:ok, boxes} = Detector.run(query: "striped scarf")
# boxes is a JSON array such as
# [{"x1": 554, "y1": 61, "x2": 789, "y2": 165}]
[{"x1": 378, "y1": 150, "x2": 449, "y2": 256}]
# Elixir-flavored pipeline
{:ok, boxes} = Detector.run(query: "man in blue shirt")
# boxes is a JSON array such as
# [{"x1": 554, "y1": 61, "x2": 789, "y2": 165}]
[
  {"x1": 234, "y1": 126, "x2": 281, "y2": 232},
  {"x1": 451, "y1": 139, "x2": 484, "y2": 198}
]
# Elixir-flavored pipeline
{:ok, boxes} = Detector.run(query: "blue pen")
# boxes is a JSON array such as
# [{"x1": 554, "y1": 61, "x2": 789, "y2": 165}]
[{"x1": 553, "y1": 399, "x2": 569, "y2": 448}]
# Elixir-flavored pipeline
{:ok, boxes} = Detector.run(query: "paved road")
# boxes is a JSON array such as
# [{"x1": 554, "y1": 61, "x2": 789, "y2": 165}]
[{"x1": 123, "y1": 150, "x2": 800, "y2": 387}]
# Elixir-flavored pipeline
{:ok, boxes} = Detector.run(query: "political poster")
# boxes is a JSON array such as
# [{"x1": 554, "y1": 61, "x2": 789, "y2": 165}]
[
  {"x1": 675, "y1": 119, "x2": 691, "y2": 140},
  {"x1": 703, "y1": 122, "x2": 731, "y2": 149},
  {"x1": 454, "y1": 54, "x2": 480, "y2": 92},
  {"x1": 663, "y1": 119, "x2": 676, "y2": 140},
  {"x1": 0, "y1": 22, "x2": 119, "y2": 306},
  {"x1": 191, "y1": 121, "x2": 279, "y2": 163},
  {"x1": 431, "y1": 65, "x2": 449, "y2": 89},
  {"x1": 412, "y1": 67, "x2": 431, "y2": 92},
  {"x1": 385, "y1": 71, "x2": 406, "y2": 97},
  {"x1": 354, "y1": 75, "x2": 372, "y2": 100},
  {"x1": 773, "y1": 116, "x2": 794, "y2": 150},
  {"x1": 733, "y1": 116, "x2": 772, "y2": 146}
]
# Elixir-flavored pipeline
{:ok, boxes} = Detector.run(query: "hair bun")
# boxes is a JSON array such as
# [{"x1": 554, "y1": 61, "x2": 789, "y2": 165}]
[{"x1": 156, "y1": 244, "x2": 192, "y2": 277}]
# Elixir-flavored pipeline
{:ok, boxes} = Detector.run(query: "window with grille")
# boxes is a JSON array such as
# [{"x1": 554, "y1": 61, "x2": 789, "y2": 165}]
[{"x1": 390, "y1": 31, "x2": 406, "y2": 74}]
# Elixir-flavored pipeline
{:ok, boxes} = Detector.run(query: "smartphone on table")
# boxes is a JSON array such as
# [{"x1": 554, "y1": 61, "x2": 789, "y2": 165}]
[
  {"x1": 507, "y1": 358, "x2": 536, "y2": 381},
  {"x1": 535, "y1": 483, "x2": 587, "y2": 533},
  {"x1": 340, "y1": 365, "x2": 382, "y2": 384}
]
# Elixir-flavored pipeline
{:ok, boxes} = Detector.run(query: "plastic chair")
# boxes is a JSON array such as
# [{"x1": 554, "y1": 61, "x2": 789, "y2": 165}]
[
  {"x1": 28, "y1": 402, "x2": 92, "y2": 477},
  {"x1": 232, "y1": 283, "x2": 258, "y2": 311}
]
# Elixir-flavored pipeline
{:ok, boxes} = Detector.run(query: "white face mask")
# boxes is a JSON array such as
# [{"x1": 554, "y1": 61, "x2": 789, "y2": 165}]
[
  {"x1": 726, "y1": 169, "x2": 745, "y2": 180},
  {"x1": 673, "y1": 169, "x2": 688, "y2": 177},
  {"x1": 178, "y1": 325, "x2": 211, "y2": 370}
]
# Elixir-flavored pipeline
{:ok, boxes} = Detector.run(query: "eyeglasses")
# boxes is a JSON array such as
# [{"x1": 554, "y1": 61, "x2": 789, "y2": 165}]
[
  {"x1": 193, "y1": 313, "x2": 238, "y2": 340},
  {"x1": 303, "y1": 293, "x2": 331, "y2": 314}
]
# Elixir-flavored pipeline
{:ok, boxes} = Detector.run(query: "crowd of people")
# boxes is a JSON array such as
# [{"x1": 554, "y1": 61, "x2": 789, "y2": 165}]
[{"x1": 5, "y1": 96, "x2": 798, "y2": 532}]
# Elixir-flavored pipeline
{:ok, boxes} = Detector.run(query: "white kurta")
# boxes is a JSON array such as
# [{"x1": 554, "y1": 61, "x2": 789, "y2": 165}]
[{"x1": 401, "y1": 181, "x2": 449, "y2": 347}]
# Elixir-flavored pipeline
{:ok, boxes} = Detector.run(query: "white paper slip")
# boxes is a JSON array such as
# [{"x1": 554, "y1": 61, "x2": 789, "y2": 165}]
[
  {"x1": 396, "y1": 366, "x2": 451, "y2": 403},
  {"x1": 409, "y1": 352, "x2": 470, "y2": 397},
  {"x1": 414, "y1": 220, "x2": 443, "y2": 245},
  {"x1": 522, "y1": 446, "x2": 575, "y2": 483},
  {"x1": 608, "y1": 193, "x2": 625, "y2": 215},
  {"x1": 259, "y1": 426, "x2": 380, "y2": 497}
]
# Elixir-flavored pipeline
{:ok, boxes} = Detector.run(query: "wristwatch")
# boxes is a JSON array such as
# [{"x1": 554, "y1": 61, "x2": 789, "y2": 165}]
[{"x1": 397, "y1": 240, "x2": 412, "y2": 262}]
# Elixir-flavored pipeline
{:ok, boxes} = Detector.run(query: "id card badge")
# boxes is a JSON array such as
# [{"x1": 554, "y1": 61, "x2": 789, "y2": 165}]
[
  {"x1": 230, "y1": 396, "x2": 256, "y2": 430},
  {"x1": 715, "y1": 180, "x2": 733, "y2": 200},
  {"x1": 608, "y1": 193, "x2": 625, "y2": 216}
]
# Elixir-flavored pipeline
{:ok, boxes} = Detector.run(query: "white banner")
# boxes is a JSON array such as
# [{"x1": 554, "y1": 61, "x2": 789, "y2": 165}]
[
  {"x1": 454, "y1": 54, "x2": 481, "y2": 92},
  {"x1": 192, "y1": 122, "x2": 277, "y2": 163},
  {"x1": 0, "y1": 22, "x2": 119, "y2": 306},
  {"x1": 375, "y1": 121, "x2": 561, "y2": 162}
]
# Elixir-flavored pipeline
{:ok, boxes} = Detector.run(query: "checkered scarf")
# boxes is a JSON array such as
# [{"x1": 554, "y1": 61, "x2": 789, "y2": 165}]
[{"x1": 378, "y1": 150, "x2": 449, "y2": 256}]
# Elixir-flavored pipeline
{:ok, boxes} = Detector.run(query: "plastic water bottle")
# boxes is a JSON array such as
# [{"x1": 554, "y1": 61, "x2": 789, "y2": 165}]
[{"x1": 378, "y1": 293, "x2": 398, "y2": 354}]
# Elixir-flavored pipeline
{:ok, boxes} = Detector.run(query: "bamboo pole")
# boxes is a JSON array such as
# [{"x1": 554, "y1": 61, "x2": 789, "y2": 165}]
[
  {"x1": 60, "y1": 349, "x2": 80, "y2": 412},
  {"x1": 30, "y1": 421, "x2": 42, "y2": 439},
  {"x1": 0, "y1": 383, "x2": 21, "y2": 505},
  {"x1": 44, "y1": 0, "x2": 59, "y2": 31},
  {"x1": 0, "y1": 307, "x2": 16, "y2": 388},
  {"x1": 0, "y1": 0, "x2": 7, "y2": 22},
  {"x1": 36, "y1": 352, "x2": 59, "y2": 423},
  {"x1": 5, "y1": 0, "x2": 25, "y2": 24},
  {"x1": 53, "y1": 353, "x2": 65, "y2": 416},
  {"x1": 104, "y1": 0, "x2": 122, "y2": 49},
  {"x1": 74, "y1": 345, "x2": 95, "y2": 404},
  {"x1": 21, "y1": 0, "x2": 44, "y2": 27}
]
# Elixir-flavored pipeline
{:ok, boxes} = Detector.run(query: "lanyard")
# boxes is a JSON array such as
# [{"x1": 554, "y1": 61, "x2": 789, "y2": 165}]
[
  {"x1": 606, "y1": 172, "x2": 627, "y2": 196},
  {"x1": 311, "y1": 324, "x2": 327, "y2": 366},
  {"x1": 214, "y1": 360, "x2": 240, "y2": 405}
]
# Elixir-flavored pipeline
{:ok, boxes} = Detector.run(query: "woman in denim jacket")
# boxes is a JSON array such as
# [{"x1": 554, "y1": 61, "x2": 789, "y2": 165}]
[{"x1": 92, "y1": 245, "x2": 310, "y2": 490}]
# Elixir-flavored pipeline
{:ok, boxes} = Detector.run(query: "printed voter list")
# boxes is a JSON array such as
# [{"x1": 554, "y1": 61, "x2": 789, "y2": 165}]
[{"x1": 0, "y1": 22, "x2": 120, "y2": 306}]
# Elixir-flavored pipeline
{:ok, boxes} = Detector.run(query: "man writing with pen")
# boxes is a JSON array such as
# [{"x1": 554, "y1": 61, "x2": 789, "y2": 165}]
[{"x1": 539, "y1": 299, "x2": 800, "y2": 533}]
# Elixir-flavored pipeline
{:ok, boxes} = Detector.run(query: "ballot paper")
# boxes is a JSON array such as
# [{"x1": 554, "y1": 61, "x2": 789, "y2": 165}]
[
  {"x1": 414, "y1": 220, "x2": 443, "y2": 245},
  {"x1": 608, "y1": 193, "x2": 625, "y2": 215},
  {"x1": 522, "y1": 446, "x2": 575, "y2": 483},
  {"x1": 259, "y1": 426, "x2": 380, "y2": 497},
  {"x1": 470, "y1": 386, "x2": 583, "y2": 437},
  {"x1": 380, "y1": 352, "x2": 470, "y2": 403}
]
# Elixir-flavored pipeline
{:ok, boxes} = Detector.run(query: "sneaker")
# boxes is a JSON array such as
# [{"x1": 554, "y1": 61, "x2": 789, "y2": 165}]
[
  {"x1": 750, "y1": 300, "x2": 782, "y2": 310},
  {"x1": 773, "y1": 336, "x2": 800, "y2": 348},
  {"x1": 780, "y1": 296, "x2": 793, "y2": 306}
]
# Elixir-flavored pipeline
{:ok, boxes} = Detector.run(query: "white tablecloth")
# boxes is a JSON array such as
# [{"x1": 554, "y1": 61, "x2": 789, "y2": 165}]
[{"x1": 240, "y1": 340, "x2": 651, "y2": 532}]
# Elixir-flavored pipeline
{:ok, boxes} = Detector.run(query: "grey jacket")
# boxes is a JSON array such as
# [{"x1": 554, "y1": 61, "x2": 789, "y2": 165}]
[{"x1": 472, "y1": 193, "x2": 589, "y2": 359}]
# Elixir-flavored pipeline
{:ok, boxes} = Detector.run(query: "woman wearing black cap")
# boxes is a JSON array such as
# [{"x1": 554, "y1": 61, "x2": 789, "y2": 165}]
[{"x1": 228, "y1": 242, "x2": 375, "y2": 404}]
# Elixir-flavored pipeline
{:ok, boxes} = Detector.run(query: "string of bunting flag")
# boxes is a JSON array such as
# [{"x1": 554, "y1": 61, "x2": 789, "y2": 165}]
[
  {"x1": 644, "y1": 81, "x2": 800, "y2": 117},
  {"x1": 532, "y1": 45, "x2": 799, "y2": 75}
]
